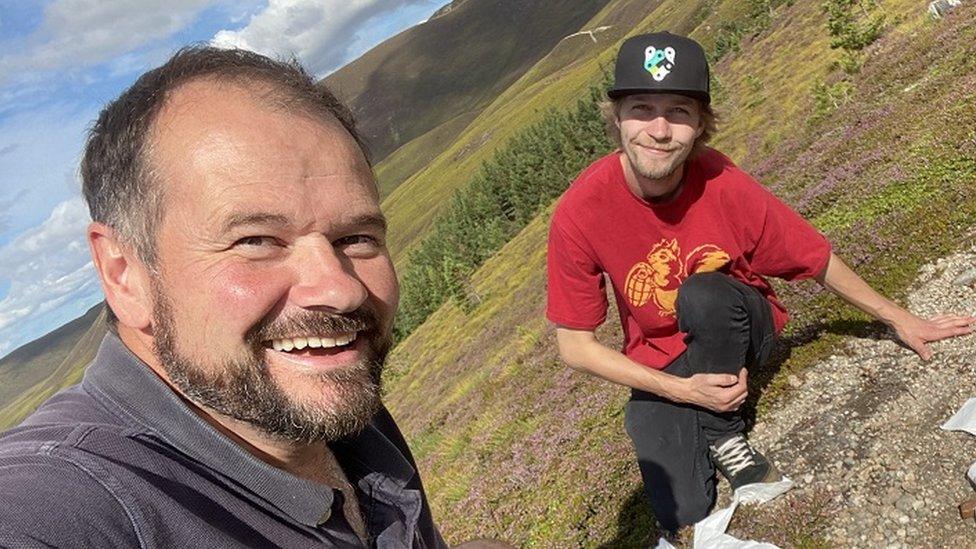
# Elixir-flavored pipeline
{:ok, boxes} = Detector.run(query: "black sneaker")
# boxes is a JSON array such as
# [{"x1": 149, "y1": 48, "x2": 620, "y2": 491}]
[{"x1": 709, "y1": 433, "x2": 782, "y2": 491}]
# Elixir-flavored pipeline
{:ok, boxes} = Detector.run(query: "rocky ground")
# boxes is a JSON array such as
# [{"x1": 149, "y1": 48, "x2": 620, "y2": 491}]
[{"x1": 727, "y1": 241, "x2": 976, "y2": 548}]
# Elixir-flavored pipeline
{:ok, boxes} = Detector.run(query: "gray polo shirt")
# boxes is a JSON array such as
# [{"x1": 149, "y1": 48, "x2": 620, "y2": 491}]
[{"x1": 0, "y1": 333, "x2": 447, "y2": 548}]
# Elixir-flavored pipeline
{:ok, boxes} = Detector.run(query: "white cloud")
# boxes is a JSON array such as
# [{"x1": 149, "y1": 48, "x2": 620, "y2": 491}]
[
  {"x1": 0, "y1": 0, "x2": 218, "y2": 85},
  {"x1": 0, "y1": 196, "x2": 100, "y2": 355},
  {"x1": 212, "y1": 0, "x2": 437, "y2": 76}
]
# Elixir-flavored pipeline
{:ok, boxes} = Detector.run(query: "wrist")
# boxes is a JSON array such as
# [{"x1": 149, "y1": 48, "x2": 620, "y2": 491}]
[
  {"x1": 653, "y1": 373, "x2": 687, "y2": 403},
  {"x1": 875, "y1": 301, "x2": 909, "y2": 327}
]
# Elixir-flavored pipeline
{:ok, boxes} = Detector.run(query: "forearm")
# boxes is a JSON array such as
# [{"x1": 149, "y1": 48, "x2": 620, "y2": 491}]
[
  {"x1": 815, "y1": 252, "x2": 908, "y2": 325},
  {"x1": 814, "y1": 252, "x2": 974, "y2": 360},
  {"x1": 555, "y1": 328, "x2": 684, "y2": 401},
  {"x1": 554, "y1": 327, "x2": 749, "y2": 411}
]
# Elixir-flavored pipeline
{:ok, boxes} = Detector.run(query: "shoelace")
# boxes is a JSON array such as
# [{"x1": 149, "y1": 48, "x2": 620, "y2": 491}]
[{"x1": 711, "y1": 435, "x2": 756, "y2": 476}]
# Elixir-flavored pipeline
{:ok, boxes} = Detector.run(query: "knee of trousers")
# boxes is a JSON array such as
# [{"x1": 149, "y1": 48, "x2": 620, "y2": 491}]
[{"x1": 676, "y1": 272, "x2": 744, "y2": 328}]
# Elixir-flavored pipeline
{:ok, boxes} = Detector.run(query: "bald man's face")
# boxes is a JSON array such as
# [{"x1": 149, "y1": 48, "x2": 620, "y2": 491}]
[{"x1": 146, "y1": 80, "x2": 397, "y2": 442}]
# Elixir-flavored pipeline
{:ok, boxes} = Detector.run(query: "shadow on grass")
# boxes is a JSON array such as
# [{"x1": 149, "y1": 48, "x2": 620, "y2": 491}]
[{"x1": 597, "y1": 487, "x2": 661, "y2": 549}]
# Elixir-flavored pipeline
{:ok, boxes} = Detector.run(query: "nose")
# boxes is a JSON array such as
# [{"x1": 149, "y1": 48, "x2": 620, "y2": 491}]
[
  {"x1": 644, "y1": 114, "x2": 671, "y2": 142},
  {"x1": 289, "y1": 237, "x2": 368, "y2": 313}
]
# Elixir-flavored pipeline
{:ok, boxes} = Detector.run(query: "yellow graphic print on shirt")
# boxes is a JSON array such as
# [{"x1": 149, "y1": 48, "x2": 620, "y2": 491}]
[{"x1": 624, "y1": 239, "x2": 731, "y2": 315}]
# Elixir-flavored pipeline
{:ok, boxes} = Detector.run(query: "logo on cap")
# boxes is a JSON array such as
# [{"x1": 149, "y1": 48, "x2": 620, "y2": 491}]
[{"x1": 644, "y1": 46, "x2": 675, "y2": 82}]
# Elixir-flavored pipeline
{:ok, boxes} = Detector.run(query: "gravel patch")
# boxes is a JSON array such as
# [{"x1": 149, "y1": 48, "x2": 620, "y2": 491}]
[{"x1": 737, "y1": 242, "x2": 976, "y2": 547}]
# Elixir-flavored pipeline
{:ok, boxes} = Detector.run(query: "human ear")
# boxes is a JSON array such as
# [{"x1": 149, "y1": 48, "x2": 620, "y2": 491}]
[{"x1": 87, "y1": 222, "x2": 153, "y2": 330}]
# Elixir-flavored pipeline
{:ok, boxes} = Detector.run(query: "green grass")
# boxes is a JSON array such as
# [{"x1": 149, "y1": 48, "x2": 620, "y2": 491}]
[
  {"x1": 813, "y1": 176, "x2": 938, "y2": 232},
  {"x1": 383, "y1": 0, "x2": 976, "y2": 545},
  {"x1": 4, "y1": 0, "x2": 976, "y2": 545},
  {"x1": 325, "y1": 0, "x2": 611, "y2": 162},
  {"x1": 374, "y1": 110, "x2": 480, "y2": 199}
]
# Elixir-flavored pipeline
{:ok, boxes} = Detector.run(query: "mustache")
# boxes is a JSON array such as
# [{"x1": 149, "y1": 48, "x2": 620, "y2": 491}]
[
  {"x1": 247, "y1": 308, "x2": 376, "y2": 344},
  {"x1": 632, "y1": 140, "x2": 678, "y2": 152}
]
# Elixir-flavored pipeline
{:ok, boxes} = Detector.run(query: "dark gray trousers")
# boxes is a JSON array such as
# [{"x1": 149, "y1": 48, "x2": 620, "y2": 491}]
[{"x1": 623, "y1": 272, "x2": 776, "y2": 533}]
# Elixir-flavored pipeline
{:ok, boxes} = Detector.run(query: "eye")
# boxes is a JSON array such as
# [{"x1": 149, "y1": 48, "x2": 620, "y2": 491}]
[
  {"x1": 234, "y1": 235, "x2": 278, "y2": 248},
  {"x1": 337, "y1": 234, "x2": 380, "y2": 246},
  {"x1": 335, "y1": 234, "x2": 383, "y2": 257},
  {"x1": 230, "y1": 235, "x2": 285, "y2": 259}
]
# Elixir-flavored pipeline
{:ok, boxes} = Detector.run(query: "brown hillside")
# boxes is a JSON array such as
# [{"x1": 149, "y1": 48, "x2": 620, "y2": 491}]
[{"x1": 323, "y1": 0, "x2": 610, "y2": 162}]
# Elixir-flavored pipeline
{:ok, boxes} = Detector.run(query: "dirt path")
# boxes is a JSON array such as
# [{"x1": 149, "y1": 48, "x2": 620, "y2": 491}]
[{"x1": 731, "y1": 242, "x2": 976, "y2": 547}]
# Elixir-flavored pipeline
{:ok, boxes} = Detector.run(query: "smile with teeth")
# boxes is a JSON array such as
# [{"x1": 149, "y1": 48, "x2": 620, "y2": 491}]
[{"x1": 268, "y1": 332, "x2": 357, "y2": 352}]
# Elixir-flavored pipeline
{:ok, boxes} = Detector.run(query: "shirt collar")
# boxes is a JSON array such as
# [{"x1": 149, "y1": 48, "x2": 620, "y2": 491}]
[{"x1": 82, "y1": 332, "x2": 417, "y2": 527}]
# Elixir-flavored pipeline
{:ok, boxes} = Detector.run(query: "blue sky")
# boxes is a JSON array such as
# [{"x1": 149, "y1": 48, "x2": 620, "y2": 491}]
[{"x1": 0, "y1": 0, "x2": 449, "y2": 358}]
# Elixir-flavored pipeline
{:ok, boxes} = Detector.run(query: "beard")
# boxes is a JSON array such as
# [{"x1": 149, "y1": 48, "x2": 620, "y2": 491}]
[
  {"x1": 622, "y1": 140, "x2": 693, "y2": 181},
  {"x1": 151, "y1": 284, "x2": 390, "y2": 444}
]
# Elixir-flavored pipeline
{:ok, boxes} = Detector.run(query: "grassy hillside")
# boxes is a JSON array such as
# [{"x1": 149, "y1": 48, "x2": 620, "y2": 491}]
[
  {"x1": 383, "y1": 0, "x2": 976, "y2": 545},
  {"x1": 371, "y1": 0, "x2": 657, "y2": 200},
  {"x1": 374, "y1": 110, "x2": 479, "y2": 199},
  {"x1": 2, "y1": 0, "x2": 974, "y2": 545},
  {"x1": 324, "y1": 0, "x2": 610, "y2": 162},
  {"x1": 381, "y1": 0, "x2": 715, "y2": 263},
  {"x1": 0, "y1": 303, "x2": 106, "y2": 429}
]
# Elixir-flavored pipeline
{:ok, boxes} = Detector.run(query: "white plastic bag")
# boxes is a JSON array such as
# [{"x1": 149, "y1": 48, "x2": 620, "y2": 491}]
[{"x1": 655, "y1": 477, "x2": 793, "y2": 549}]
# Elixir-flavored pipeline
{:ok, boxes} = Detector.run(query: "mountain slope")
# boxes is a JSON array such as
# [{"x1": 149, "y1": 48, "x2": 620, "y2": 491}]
[
  {"x1": 0, "y1": 303, "x2": 106, "y2": 428},
  {"x1": 369, "y1": 0, "x2": 654, "y2": 200},
  {"x1": 2, "y1": 0, "x2": 975, "y2": 545},
  {"x1": 382, "y1": 0, "x2": 976, "y2": 544},
  {"x1": 324, "y1": 0, "x2": 610, "y2": 163}
]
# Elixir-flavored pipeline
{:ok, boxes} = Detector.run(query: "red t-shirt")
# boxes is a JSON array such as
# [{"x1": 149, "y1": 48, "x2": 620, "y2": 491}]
[{"x1": 546, "y1": 148, "x2": 831, "y2": 370}]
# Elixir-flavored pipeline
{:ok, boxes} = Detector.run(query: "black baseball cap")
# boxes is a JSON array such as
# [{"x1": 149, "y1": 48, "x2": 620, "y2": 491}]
[{"x1": 608, "y1": 32, "x2": 710, "y2": 104}]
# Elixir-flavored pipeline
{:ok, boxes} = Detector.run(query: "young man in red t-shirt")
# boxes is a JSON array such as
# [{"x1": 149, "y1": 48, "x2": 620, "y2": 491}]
[{"x1": 546, "y1": 32, "x2": 975, "y2": 533}]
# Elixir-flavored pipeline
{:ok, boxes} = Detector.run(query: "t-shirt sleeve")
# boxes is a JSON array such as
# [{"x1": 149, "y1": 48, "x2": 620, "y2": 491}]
[
  {"x1": 546, "y1": 209, "x2": 608, "y2": 330},
  {"x1": 746, "y1": 181, "x2": 832, "y2": 281}
]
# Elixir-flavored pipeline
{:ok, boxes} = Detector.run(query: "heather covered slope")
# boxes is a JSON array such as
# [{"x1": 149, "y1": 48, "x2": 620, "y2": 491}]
[
  {"x1": 1, "y1": 0, "x2": 974, "y2": 545},
  {"x1": 383, "y1": 1, "x2": 976, "y2": 545}
]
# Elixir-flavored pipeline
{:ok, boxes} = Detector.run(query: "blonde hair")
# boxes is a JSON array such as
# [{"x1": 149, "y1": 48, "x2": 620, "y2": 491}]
[{"x1": 598, "y1": 95, "x2": 717, "y2": 157}]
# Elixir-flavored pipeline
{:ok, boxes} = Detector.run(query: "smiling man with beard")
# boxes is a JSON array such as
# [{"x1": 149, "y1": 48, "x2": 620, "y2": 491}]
[{"x1": 0, "y1": 47, "x2": 449, "y2": 548}]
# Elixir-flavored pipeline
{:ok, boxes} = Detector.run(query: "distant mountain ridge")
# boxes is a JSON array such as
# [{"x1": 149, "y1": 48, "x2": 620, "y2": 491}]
[
  {"x1": 323, "y1": 0, "x2": 610, "y2": 163},
  {"x1": 428, "y1": 0, "x2": 471, "y2": 20},
  {"x1": 0, "y1": 303, "x2": 105, "y2": 428}
]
